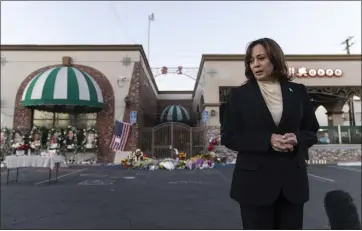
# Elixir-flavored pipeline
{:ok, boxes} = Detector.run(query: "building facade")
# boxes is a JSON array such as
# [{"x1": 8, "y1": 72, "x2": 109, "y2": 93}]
[
  {"x1": 1, "y1": 45, "x2": 361, "y2": 163},
  {"x1": 1, "y1": 45, "x2": 161, "y2": 162},
  {"x1": 192, "y1": 54, "x2": 361, "y2": 140}
]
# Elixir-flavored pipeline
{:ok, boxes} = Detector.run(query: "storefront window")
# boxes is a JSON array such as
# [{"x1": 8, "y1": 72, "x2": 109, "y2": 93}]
[{"x1": 32, "y1": 110, "x2": 97, "y2": 129}]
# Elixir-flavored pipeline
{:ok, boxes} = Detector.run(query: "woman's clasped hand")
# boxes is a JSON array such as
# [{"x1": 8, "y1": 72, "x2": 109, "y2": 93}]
[{"x1": 270, "y1": 133, "x2": 298, "y2": 152}]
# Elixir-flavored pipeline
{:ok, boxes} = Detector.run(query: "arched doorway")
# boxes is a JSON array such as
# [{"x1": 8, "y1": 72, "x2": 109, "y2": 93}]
[{"x1": 13, "y1": 64, "x2": 116, "y2": 163}]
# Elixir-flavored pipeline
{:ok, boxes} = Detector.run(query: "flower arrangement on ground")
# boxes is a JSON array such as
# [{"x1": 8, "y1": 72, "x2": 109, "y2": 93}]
[
  {"x1": 177, "y1": 152, "x2": 187, "y2": 160},
  {"x1": 116, "y1": 147, "x2": 231, "y2": 170},
  {"x1": 131, "y1": 149, "x2": 144, "y2": 162},
  {"x1": 208, "y1": 137, "x2": 219, "y2": 151}
]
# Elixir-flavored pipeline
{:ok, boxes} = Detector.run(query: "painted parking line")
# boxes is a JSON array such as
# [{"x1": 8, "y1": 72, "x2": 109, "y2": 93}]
[
  {"x1": 35, "y1": 168, "x2": 87, "y2": 185},
  {"x1": 308, "y1": 173, "x2": 336, "y2": 183}
]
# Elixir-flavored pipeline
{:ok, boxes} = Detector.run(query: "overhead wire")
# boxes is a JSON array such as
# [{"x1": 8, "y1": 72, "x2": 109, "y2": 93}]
[{"x1": 107, "y1": 2, "x2": 137, "y2": 44}]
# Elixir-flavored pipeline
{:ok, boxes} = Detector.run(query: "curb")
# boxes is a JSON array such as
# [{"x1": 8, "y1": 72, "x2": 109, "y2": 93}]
[{"x1": 336, "y1": 162, "x2": 361, "y2": 166}]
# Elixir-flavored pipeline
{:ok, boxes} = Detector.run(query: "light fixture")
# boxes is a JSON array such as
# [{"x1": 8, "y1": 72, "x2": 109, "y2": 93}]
[
  {"x1": 205, "y1": 68, "x2": 217, "y2": 77},
  {"x1": 1, "y1": 56, "x2": 7, "y2": 66},
  {"x1": 117, "y1": 76, "x2": 127, "y2": 87},
  {"x1": 124, "y1": 95, "x2": 131, "y2": 107},
  {"x1": 211, "y1": 110, "x2": 216, "y2": 117}
]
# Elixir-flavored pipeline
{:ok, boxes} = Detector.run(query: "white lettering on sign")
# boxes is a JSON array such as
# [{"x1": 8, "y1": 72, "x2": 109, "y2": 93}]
[{"x1": 288, "y1": 67, "x2": 343, "y2": 78}]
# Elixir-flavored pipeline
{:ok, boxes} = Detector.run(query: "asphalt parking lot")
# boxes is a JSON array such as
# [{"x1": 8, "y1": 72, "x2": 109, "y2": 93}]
[{"x1": 1, "y1": 164, "x2": 361, "y2": 229}]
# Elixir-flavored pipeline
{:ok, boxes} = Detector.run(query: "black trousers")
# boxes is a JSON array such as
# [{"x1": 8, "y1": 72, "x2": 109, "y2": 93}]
[{"x1": 239, "y1": 193, "x2": 304, "y2": 230}]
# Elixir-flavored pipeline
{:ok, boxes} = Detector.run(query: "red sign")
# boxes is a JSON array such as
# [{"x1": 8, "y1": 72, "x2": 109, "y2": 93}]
[{"x1": 161, "y1": 66, "x2": 168, "y2": 75}]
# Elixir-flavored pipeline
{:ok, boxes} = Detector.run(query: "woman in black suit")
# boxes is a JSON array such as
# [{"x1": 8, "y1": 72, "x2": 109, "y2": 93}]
[{"x1": 221, "y1": 38, "x2": 319, "y2": 230}]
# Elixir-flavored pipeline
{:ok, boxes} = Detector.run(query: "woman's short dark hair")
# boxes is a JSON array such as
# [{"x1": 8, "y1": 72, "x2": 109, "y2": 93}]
[{"x1": 244, "y1": 38, "x2": 291, "y2": 81}]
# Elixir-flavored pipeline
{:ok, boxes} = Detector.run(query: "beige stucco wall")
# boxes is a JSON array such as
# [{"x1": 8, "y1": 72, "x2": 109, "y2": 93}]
[
  {"x1": 192, "y1": 68, "x2": 206, "y2": 113},
  {"x1": 0, "y1": 50, "x2": 157, "y2": 128},
  {"x1": 195, "y1": 59, "x2": 361, "y2": 126}
]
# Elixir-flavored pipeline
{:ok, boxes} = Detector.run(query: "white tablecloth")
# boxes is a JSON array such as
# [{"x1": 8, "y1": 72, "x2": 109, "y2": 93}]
[{"x1": 5, "y1": 155, "x2": 65, "y2": 170}]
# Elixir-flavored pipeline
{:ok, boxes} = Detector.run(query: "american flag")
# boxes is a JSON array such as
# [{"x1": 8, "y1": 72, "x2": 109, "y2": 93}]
[{"x1": 109, "y1": 120, "x2": 131, "y2": 151}]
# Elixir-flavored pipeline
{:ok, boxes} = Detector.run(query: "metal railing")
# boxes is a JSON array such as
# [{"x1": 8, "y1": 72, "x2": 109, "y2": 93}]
[{"x1": 317, "y1": 125, "x2": 361, "y2": 144}]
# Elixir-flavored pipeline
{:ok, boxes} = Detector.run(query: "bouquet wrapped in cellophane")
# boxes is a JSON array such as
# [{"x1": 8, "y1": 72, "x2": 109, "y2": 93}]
[{"x1": 119, "y1": 148, "x2": 230, "y2": 171}]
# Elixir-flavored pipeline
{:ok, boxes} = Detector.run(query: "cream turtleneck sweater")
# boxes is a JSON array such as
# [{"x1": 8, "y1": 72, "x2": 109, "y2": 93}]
[{"x1": 257, "y1": 80, "x2": 283, "y2": 126}]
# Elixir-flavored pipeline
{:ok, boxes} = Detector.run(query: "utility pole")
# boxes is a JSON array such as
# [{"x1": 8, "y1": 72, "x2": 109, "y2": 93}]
[
  {"x1": 341, "y1": 36, "x2": 356, "y2": 126},
  {"x1": 341, "y1": 36, "x2": 355, "y2": 54},
  {"x1": 147, "y1": 13, "x2": 155, "y2": 62}
]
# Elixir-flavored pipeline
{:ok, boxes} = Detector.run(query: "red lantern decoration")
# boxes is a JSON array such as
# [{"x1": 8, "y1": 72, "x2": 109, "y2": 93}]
[
  {"x1": 161, "y1": 66, "x2": 168, "y2": 75},
  {"x1": 176, "y1": 66, "x2": 183, "y2": 75}
]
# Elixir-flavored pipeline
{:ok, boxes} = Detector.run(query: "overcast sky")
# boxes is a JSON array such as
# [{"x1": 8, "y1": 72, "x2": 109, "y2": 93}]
[{"x1": 1, "y1": 1, "x2": 361, "y2": 90}]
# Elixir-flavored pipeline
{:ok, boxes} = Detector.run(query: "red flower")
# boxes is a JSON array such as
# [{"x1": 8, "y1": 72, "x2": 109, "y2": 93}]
[
  {"x1": 17, "y1": 143, "x2": 30, "y2": 150},
  {"x1": 208, "y1": 144, "x2": 214, "y2": 151}
]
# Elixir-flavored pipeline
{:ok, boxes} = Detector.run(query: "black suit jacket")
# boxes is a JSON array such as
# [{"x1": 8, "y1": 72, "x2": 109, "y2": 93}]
[{"x1": 221, "y1": 79, "x2": 319, "y2": 206}]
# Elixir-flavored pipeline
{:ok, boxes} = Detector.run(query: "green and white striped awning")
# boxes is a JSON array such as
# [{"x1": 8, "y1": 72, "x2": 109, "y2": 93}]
[
  {"x1": 21, "y1": 66, "x2": 104, "y2": 113},
  {"x1": 160, "y1": 105, "x2": 190, "y2": 122}
]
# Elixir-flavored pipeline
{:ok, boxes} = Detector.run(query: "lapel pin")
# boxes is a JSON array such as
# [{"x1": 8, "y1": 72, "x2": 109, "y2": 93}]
[{"x1": 289, "y1": 88, "x2": 293, "y2": 92}]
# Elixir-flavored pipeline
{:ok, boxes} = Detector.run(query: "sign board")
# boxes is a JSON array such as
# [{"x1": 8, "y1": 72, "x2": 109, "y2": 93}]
[
  {"x1": 289, "y1": 67, "x2": 343, "y2": 78},
  {"x1": 202, "y1": 111, "x2": 208, "y2": 122},
  {"x1": 130, "y1": 111, "x2": 137, "y2": 125}
]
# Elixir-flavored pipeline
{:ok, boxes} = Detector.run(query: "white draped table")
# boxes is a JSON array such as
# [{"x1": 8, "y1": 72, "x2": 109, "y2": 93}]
[{"x1": 5, "y1": 155, "x2": 65, "y2": 184}]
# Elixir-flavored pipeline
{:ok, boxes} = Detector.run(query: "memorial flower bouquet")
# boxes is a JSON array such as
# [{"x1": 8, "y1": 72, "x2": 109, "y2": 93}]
[
  {"x1": 177, "y1": 152, "x2": 187, "y2": 160},
  {"x1": 159, "y1": 158, "x2": 177, "y2": 170},
  {"x1": 121, "y1": 158, "x2": 133, "y2": 168},
  {"x1": 15, "y1": 143, "x2": 30, "y2": 151},
  {"x1": 208, "y1": 137, "x2": 219, "y2": 151},
  {"x1": 185, "y1": 155, "x2": 215, "y2": 169},
  {"x1": 176, "y1": 160, "x2": 187, "y2": 169}
]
